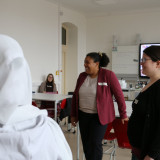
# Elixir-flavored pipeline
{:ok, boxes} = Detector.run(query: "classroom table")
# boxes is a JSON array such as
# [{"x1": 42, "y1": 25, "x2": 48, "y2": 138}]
[{"x1": 32, "y1": 93, "x2": 72, "y2": 121}]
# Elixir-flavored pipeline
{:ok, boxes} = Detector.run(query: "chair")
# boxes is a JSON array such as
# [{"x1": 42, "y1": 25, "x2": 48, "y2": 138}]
[
  {"x1": 59, "y1": 98, "x2": 72, "y2": 120},
  {"x1": 59, "y1": 97, "x2": 76, "y2": 133},
  {"x1": 103, "y1": 122, "x2": 117, "y2": 160},
  {"x1": 83, "y1": 122, "x2": 116, "y2": 160},
  {"x1": 59, "y1": 98, "x2": 67, "y2": 124},
  {"x1": 60, "y1": 98, "x2": 67, "y2": 109},
  {"x1": 40, "y1": 102, "x2": 56, "y2": 119},
  {"x1": 32, "y1": 101, "x2": 38, "y2": 107},
  {"x1": 67, "y1": 92, "x2": 76, "y2": 133},
  {"x1": 67, "y1": 92, "x2": 74, "y2": 126},
  {"x1": 40, "y1": 92, "x2": 60, "y2": 119},
  {"x1": 112, "y1": 118, "x2": 131, "y2": 149}
]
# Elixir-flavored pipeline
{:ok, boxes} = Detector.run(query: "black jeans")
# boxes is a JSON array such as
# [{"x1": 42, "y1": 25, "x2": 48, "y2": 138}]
[
  {"x1": 131, "y1": 153, "x2": 139, "y2": 160},
  {"x1": 79, "y1": 110, "x2": 107, "y2": 160}
]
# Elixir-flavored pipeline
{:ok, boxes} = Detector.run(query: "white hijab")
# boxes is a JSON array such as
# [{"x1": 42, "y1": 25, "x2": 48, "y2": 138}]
[
  {"x1": 0, "y1": 34, "x2": 46, "y2": 125},
  {"x1": 0, "y1": 35, "x2": 73, "y2": 160}
]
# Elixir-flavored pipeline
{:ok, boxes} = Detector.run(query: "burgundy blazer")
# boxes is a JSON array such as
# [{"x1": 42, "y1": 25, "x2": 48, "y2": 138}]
[{"x1": 71, "y1": 68, "x2": 127, "y2": 125}]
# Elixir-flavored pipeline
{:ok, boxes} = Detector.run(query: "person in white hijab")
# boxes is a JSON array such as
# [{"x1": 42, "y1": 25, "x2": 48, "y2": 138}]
[{"x1": 0, "y1": 34, "x2": 72, "y2": 160}]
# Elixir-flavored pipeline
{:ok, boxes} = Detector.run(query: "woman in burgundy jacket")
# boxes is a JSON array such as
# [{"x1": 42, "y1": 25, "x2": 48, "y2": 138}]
[{"x1": 71, "y1": 52, "x2": 128, "y2": 160}]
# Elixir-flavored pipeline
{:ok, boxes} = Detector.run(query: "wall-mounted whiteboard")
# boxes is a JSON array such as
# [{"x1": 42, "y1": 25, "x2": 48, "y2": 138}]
[{"x1": 112, "y1": 46, "x2": 138, "y2": 74}]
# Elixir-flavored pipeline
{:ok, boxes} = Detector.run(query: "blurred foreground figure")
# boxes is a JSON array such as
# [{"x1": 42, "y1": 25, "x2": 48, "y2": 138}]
[{"x1": 0, "y1": 34, "x2": 72, "y2": 160}]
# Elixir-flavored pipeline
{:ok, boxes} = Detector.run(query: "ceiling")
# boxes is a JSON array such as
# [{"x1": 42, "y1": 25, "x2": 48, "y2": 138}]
[{"x1": 48, "y1": 0, "x2": 160, "y2": 17}]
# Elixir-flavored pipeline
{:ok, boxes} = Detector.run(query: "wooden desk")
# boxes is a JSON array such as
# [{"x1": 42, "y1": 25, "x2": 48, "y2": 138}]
[{"x1": 32, "y1": 93, "x2": 72, "y2": 121}]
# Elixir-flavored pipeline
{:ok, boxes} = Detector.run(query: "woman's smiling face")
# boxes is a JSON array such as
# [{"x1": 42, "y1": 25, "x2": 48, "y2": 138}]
[
  {"x1": 84, "y1": 56, "x2": 99, "y2": 77},
  {"x1": 47, "y1": 75, "x2": 53, "y2": 82},
  {"x1": 141, "y1": 53, "x2": 157, "y2": 77}
]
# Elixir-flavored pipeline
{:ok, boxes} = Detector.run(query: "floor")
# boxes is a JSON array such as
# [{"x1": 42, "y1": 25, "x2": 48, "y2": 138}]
[{"x1": 61, "y1": 123, "x2": 132, "y2": 160}]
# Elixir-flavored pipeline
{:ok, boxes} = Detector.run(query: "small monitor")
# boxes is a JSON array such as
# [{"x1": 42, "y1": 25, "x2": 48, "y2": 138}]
[{"x1": 139, "y1": 43, "x2": 160, "y2": 78}]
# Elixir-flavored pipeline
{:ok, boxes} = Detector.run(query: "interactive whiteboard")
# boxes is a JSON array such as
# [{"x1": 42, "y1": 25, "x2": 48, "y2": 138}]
[{"x1": 112, "y1": 46, "x2": 138, "y2": 74}]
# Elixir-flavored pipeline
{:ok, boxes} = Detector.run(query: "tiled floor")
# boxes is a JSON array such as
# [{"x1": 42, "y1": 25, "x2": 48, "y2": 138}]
[{"x1": 61, "y1": 124, "x2": 132, "y2": 160}]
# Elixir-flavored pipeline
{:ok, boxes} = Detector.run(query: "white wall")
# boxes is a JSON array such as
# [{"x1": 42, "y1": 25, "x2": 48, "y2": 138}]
[
  {"x1": 58, "y1": 6, "x2": 87, "y2": 93},
  {"x1": 0, "y1": 0, "x2": 87, "y2": 92},
  {"x1": 64, "y1": 24, "x2": 78, "y2": 93},
  {"x1": 61, "y1": 7, "x2": 87, "y2": 74},
  {"x1": 2, "y1": 0, "x2": 159, "y2": 92},
  {"x1": 0, "y1": 0, "x2": 59, "y2": 84},
  {"x1": 86, "y1": 11, "x2": 160, "y2": 70}
]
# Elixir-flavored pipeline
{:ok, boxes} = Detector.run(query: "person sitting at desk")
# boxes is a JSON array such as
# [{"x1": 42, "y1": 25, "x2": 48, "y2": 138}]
[
  {"x1": 0, "y1": 34, "x2": 72, "y2": 160},
  {"x1": 39, "y1": 73, "x2": 57, "y2": 93},
  {"x1": 39, "y1": 74, "x2": 58, "y2": 109}
]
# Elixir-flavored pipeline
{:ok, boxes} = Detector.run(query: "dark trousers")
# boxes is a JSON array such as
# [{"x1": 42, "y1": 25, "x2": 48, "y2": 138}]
[
  {"x1": 131, "y1": 154, "x2": 139, "y2": 160},
  {"x1": 79, "y1": 110, "x2": 107, "y2": 160}
]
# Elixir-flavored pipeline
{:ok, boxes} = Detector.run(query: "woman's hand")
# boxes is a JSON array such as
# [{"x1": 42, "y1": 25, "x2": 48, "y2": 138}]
[
  {"x1": 121, "y1": 117, "x2": 129, "y2": 124},
  {"x1": 71, "y1": 116, "x2": 77, "y2": 127},
  {"x1": 144, "y1": 155, "x2": 154, "y2": 160}
]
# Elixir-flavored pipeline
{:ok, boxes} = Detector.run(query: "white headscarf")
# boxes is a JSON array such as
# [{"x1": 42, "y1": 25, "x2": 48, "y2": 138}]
[
  {"x1": 0, "y1": 35, "x2": 73, "y2": 160},
  {"x1": 0, "y1": 34, "x2": 46, "y2": 125}
]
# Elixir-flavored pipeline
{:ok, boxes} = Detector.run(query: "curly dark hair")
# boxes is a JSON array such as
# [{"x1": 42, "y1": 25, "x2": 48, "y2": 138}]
[{"x1": 86, "y1": 52, "x2": 110, "y2": 67}]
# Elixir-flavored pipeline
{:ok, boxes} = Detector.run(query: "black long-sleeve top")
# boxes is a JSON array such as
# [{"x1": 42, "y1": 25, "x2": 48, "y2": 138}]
[{"x1": 128, "y1": 79, "x2": 160, "y2": 160}]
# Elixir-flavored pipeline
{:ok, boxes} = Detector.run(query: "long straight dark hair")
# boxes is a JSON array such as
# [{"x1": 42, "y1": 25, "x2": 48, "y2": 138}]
[{"x1": 46, "y1": 73, "x2": 55, "y2": 84}]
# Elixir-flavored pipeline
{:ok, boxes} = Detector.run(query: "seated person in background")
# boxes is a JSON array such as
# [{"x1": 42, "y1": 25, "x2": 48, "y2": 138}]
[
  {"x1": 0, "y1": 34, "x2": 72, "y2": 160},
  {"x1": 39, "y1": 73, "x2": 57, "y2": 93},
  {"x1": 39, "y1": 74, "x2": 58, "y2": 109}
]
